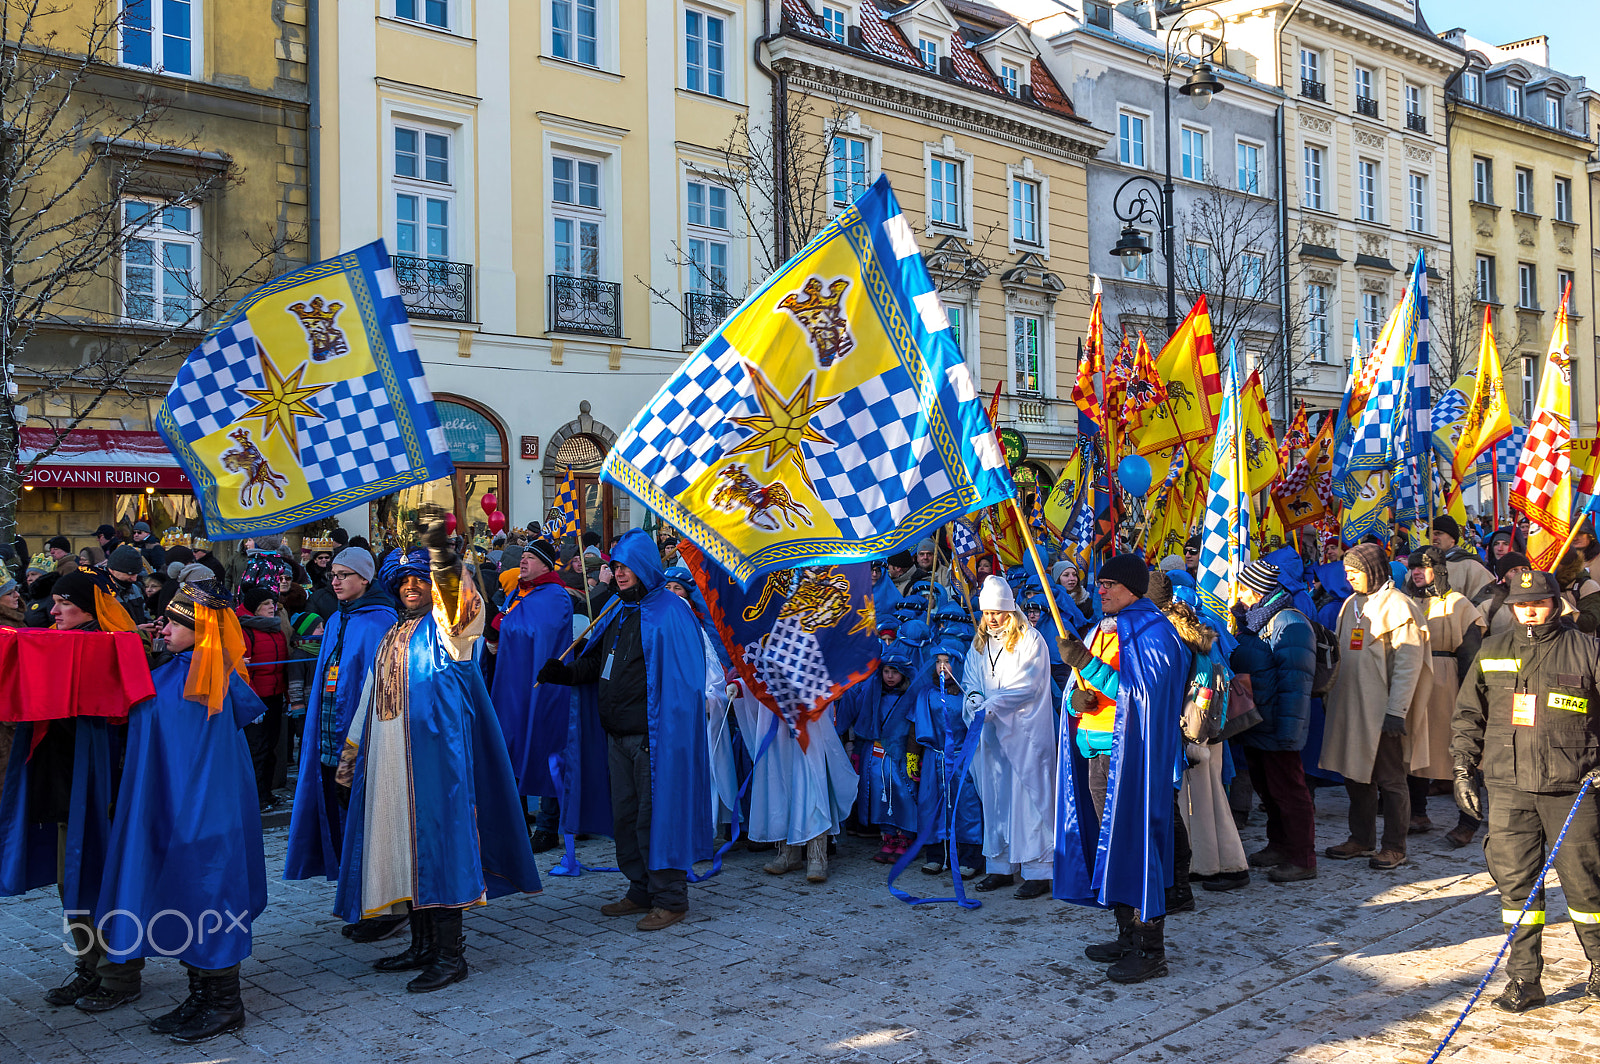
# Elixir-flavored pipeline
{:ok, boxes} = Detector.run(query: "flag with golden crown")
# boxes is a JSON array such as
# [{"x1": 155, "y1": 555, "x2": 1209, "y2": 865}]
[
  {"x1": 1511, "y1": 284, "x2": 1575, "y2": 569},
  {"x1": 1072, "y1": 277, "x2": 1106, "y2": 429},
  {"x1": 1453, "y1": 306, "x2": 1515, "y2": 484},
  {"x1": 601, "y1": 177, "x2": 1014, "y2": 587},
  {"x1": 157, "y1": 241, "x2": 454, "y2": 538},
  {"x1": 1131, "y1": 297, "x2": 1222, "y2": 460}
]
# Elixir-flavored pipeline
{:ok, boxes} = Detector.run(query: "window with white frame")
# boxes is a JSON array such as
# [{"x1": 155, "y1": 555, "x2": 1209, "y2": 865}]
[
  {"x1": 1186, "y1": 243, "x2": 1211, "y2": 291},
  {"x1": 1362, "y1": 292, "x2": 1384, "y2": 336},
  {"x1": 120, "y1": 0, "x2": 196, "y2": 76},
  {"x1": 1461, "y1": 72, "x2": 1481, "y2": 103},
  {"x1": 929, "y1": 157, "x2": 962, "y2": 229},
  {"x1": 944, "y1": 302, "x2": 965, "y2": 358},
  {"x1": 999, "y1": 63, "x2": 1021, "y2": 97},
  {"x1": 551, "y1": 0, "x2": 598, "y2": 65},
  {"x1": 1011, "y1": 177, "x2": 1040, "y2": 246},
  {"x1": 1354, "y1": 65, "x2": 1375, "y2": 110},
  {"x1": 1405, "y1": 83, "x2": 1422, "y2": 118},
  {"x1": 1306, "y1": 282, "x2": 1328, "y2": 361},
  {"x1": 918, "y1": 37, "x2": 939, "y2": 71},
  {"x1": 1557, "y1": 269, "x2": 1575, "y2": 305},
  {"x1": 1012, "y1": 314, "x2": 1042, "y2": 394},
  {"x1": 1357, "y1": 159, "x2": 1378, "y2": 222},
  {"x1": 1476, "y1": 254, "x2": 1496, "y2": 302},
  {"x1": 1241, "y1": 252, "x2": 1264, "y2": 299},
  {"x1": 831, "y1": 134, "x2": 869, "y2": 207},
  {"x1": 1118, "y1": 111, "x2": 1146, "y2": 168},
  {"x1": 1515, "y1": 167, "x2": 1533, "y2": 213},
  {"x1": 819, "y1": 5, "x2": 846, "y2": 43},
  {"x1": 1555, "y1": 177, "x2": 1573, "y2": 222},
  {"x1": 1518, "y1": 262, "x2": 1537, "y2": 309},
  {"x1": 1407, "y1": 172, "x2": 1427, "y2": 232},
  {"x1": 1522, "y1": 357, "x2": 1537, "y2": 419},
  {"x1": 121, "y1": 199, "x2": 199, "y2": 323},
  {"x1": 684, "y1": 8, "x2": 726, "y2": 98},
  {"x1": 394, "y1": 124, "x2": 454, "y2": 261},
  {"x1": 1508, "y1": 84, "x2": 1522, "y2": 116},
  {"x1": 1545, "y1": 95, "x2": 1562, "y2": 127},
  {"x1": 1121, "y1": 230, "x2": 1149, "y2": 281},
  {"x1": 1302, "y1": 145, "x2": 1325, "y2": 210},
  {"x1": 1299, "y1": 48, "x2": 1320, "y2": 86},
  {"x1": 1236, "y1": 140, "x2": 1260, "y2": 194},
  {"x1": 1180, "y1": 127, "x2": 1207, "y2": 181},
  {"x1": 395, "y1": 0, "x2": 448, "y2": 29},
  {"x1": 551, "y1": 152, "x2": 603, "y2": 278},
  {"x1": 686, "y1": 179, "x2": 730, "y2": 294},
  {"x1": 1473, "y1": 156, "x2": 1493, "y2": 203}
]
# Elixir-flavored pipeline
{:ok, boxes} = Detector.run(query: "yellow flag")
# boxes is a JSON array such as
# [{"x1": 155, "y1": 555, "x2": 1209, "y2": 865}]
[
  {"x1": 1512, "y1": 288, "x2": 1574, "y2": 569},
  {"x1": 1131, "y1": 297, "x2": 1221, "y2": 460},
  {"x1": 1043, "y1": 441, "x2": 1087, "y2": 538},
  {"x1": 1454, "y1": 306, "x2": 1514, "y2": 483},
  {"x1": 1258, "y1": 494, "x2": 1289, "y2": 554},
  {"x1": 1240, "y1": 369, "x2": 1281, "y2": 493}
]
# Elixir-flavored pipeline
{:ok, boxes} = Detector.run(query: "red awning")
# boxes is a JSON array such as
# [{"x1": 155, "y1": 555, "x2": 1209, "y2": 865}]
[{"x1": 19, "y1": 428, "x2": 192, "y2": 491}]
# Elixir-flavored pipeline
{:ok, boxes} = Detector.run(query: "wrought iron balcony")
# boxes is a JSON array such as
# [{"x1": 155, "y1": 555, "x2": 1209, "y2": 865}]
[
  {"x1": 1405, "y1": 111, "x2": 1427, "y2": 133},
  {"x1": 683, "y1": 290, "x2": 742, "y2": 347},
  {"x1": 1300, "y1": 78, "x2": 1325, "y2": 102},
  {"x1": 1355, "y1": 95, "x2": 1378, "y2": 117},
  {"x1": 547, "y1": 274, "x2": 622, "y2": 337},
  {"x1": 394, "y1": 255, "x2": 472, "y2": 323}
]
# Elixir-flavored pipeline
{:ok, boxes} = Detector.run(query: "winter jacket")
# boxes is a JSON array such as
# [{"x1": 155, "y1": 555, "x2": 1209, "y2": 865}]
[
  {"x1": 237, "y1": 605, "x2": 289, "y2": 699},
  {"x1": 1232, "y1": 595, "x2": 1316, "y2": 752},
  {"x1": 1556, "y1": 550, "x2": 1600, "y2": 634}
]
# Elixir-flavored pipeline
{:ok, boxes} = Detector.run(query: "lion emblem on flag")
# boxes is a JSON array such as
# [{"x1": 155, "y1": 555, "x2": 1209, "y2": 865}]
[{"x1": 778, "y1": 276, "x2": 855, "y2": 368}]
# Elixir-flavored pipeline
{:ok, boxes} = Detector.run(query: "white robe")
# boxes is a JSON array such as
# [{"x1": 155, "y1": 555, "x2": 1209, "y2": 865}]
[
  {"x1": 702, "y1": 630, "x2": 738, "y2": 827},
  {"x1": 963, "y1": 625, "x2": 1058, "y2": 871},
  {"x1": 729, "y1": 684, "x2": 858, "y2": 845}
]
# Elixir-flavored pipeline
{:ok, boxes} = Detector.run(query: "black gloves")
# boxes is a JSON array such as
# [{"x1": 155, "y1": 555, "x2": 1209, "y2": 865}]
[
  {"x1": 1057, "y1": 630, "x2": 1093, "y2": 669},
  {"x1": 537, "y1": 657, "x2": 575, "y2": 686},
  {"x1": 1069, "y1": 688, "x2": 1099, "y2": 715},
  {"x1": 1453, "y1": 761, "x2": 1483, "y2": 821},
  {"x1": 416, "y1": 504, "x2": 456, "y2": 573},
  {"x1": 1381, "y1": 713, "x2": 1407, "y2": 736}
]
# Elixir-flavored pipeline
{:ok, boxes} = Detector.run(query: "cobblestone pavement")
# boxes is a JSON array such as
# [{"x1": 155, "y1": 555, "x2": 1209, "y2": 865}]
[{"x1": 1, "y1": 787, "x2": 1595, "y2": 1064}]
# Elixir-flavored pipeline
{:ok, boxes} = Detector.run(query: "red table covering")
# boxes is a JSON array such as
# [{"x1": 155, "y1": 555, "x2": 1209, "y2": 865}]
[{"x1": 0, "y1": 627, "x2": 155, "y2": 722}]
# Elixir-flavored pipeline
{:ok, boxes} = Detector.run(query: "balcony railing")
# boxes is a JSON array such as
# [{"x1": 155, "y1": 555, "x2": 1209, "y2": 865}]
[
  {"x1": 394, "y1": 255, "x2": 472, "y2": 323},
  {"x1": 548, "y1": 275, "x2": 622, "y2": 337},
  {"x1": 1015, "y1": 397, "x2": 1047, "y2": 425},
  {"x1": 1300, "y1": 78, "x2": 1325, "y2": 102},
  {"x1": 683, "y1": 290, "x2": 742, "y2": 347},
  {"x1": 1405, "y1": 111, "x2": 1427, "y2": 133},
  {"x1": 1355, "y1": 95, "x2": 1378, "y2": 117}
]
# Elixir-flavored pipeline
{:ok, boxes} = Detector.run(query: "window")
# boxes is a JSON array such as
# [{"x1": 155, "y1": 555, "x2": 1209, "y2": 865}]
[
  {"x1": 1236, "y1": 140, "x2": 1260, "y2": 194},
  {"x1": 944, "y1": 303, "x2": 964, "y2": 357},
  {"x1": 1241, "y1": 252, "x2": 1264, "y2": 299},
  {"x1": 551, "y1": 0, "x2": 598, "y2": 66},
  {"x1": 1011, "y1": 178, "x2": 1039, "y2": 245},
  {"x1": 1407, "y1": 173, "x2": 1427, "y2": 232},
  {"x1": 1186, "y1": 243, "x2": 1211, "y2": 291},
  {"x1": 1557, "y1": 269, "x2": 1575, "y2": 305},
  {"x1": 1555, "y1": 177, "x2": 1573, "y2": 222},
  {"x1": 1405, "y1": 84, "x2": 1422, "y2": 117},
  {"x1": 1546, "y1": 96, "x2": 1562, "y2": 127},
  {"x1": 831, "y1": 135, "x2": 869, "y2": 207},
  {"x1": 1507, "y1": 84, "x2": 1521, "y2": 116},
  {"x1": 1354, "y1": 66, "x2": 1377, "y2": 116},
  {"x1": 1012, "y1": 314, "x2": 1042, "y2": 394},
  {"x1": 1306, "y1": 283, "x2": 1328, "y2": 362},
  {"x1": 1362, "y1": 292, "x2": 1384, "y2": 336},
  {"x1": 121, "y1": 199, "x2": 199, "y2": 322},
  {"x1": 1461, "y1": 72, "x2": 1481, "y2": 103},
  {"x1": 1299, "y1": 47, "x2": 1322, "y2": 98},
  {"x1": 684, "y1": 9, "x2": 726, "y2": 97},
  {"x1": 686, "y1": 180, "x2": 729, "y2": 293},
  {"x1": 918, "y1": 37, "x2": 939, "y2": 71},
  {"x1": 1522, "y1": 358, "x2": 1537, "y2": 419},
  {"x1": 1120, "y1": 231, "x2": 1149, "y2": 281},
  {"x1": 1357, "y1": 159, "x2": 1378, "y2": 222},
  {"x1": 552, "y1": 153, "x2": 602, "y2": 278},
  {"x1": 1476, "y1": 255, "x2": 1496, "y2": 302},
  {"x1": 1518, "y1": 263, "x2": 1537, "y2": 310},
  {"x1": 1473, "y1": 157, "x2": 1493, "y2": 203},
  {"x1": 929, "y1": 158, "x2": 962, "y2": 228},
  {"x1": 394, "y1": 125, "x2": 453, "y2": 260},
  {"x1": 1180, "y1": 127, "x2": 1207, "y2": 181},
  {"x1": 1118, "y1": 112, "x2": 1146, "y2": 168},
  {"x1": 820, "y1": 5, "x2": 846, "y2": 43},
  {"x1": 120, "y1": 0, "x2": 195, "y2": 76},
  {"x1": 999, "y1": 64, "x2": 1020, "y2": 97},
  {"x1": 1515, "y1": 167, "x2": 1533, "y2": 213},
  {"x1": 396, "y1": 0, "x2": 448, "y2": 29},
  {"x1": 1302, "y1": 145, "x2": 1324, "y2": 210}
]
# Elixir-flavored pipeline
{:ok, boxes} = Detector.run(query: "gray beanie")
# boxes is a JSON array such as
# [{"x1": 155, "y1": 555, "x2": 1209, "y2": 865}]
[
  {"x1": 1158, "y1": 554, "x2": 1186, "y2": 573},
  {"x1": 915, "y1": 537, "x2": 937, "y2": 556},
  {"x1": 0, "y1": 577, "x2": 16, "y2": 598},
  {"x1": 107, "y1": 544, "x2": 145, "y2": 576},
  {"x1": 333, "y1": 546, "x2": 376, "y2": 582}
]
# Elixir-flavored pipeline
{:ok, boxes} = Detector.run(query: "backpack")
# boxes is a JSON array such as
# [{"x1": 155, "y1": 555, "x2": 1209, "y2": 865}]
[
  {"x1": 1181, "y1": 639, "x2": 1234, "y2": 744},
  {"x1": 1308, "y1": 618, "x2": 1341, "y2": 698}
]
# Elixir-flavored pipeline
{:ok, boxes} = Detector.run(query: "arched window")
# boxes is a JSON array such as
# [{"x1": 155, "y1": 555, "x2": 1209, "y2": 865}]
[
  {"x1": 370, "y1": 395, "x2": 509, "y2": 550},
  {"x1": 547, "y1": 432, "x2": 614, "y2": 546}
]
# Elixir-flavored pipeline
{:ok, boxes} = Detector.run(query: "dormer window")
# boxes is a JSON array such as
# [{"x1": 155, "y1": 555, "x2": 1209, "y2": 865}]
[
  {"x1": 1507, "y1": 83, "x2": 1522, "y2": 116},
  {"x1": 1000, "y1": 63, "x2": 1021, "y2": 96},
  {"x1": 919, "y1": 37, "x2": 939, "y2": 71},
  {"x1": 1545, "y1": 95, "x2": 1562, "y2": 127},
  {"x1": 819, "y1": 4, "x2": 847, "y2": 44},
  {"x1": 1461, "y1": 71, "x2": 1481, "y2": 103}
]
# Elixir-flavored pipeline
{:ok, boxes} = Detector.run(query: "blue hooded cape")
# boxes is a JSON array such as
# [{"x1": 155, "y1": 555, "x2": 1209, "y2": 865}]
[
  {"x1": 837, "y1": 665, "x2": 920, "y2": 834},
  {"x1": 579, "y1": 530, "x2": 712, "y2": 871},
  {"x1": 285, "y1": 586, "x2": 397, "y2": 881},
  {"x1": 0, "y1": 719, "x2": 119, "y2": 913},
  {"x1": 490, "y1": 579, "x2": 574, "y2": 797},
  {"x1": 334, "y1": 589, "x2": 541, "y2": 921},
  {"x1": 911, "y1": 647, "x2": 982, "y2": 845},
  {"x1": 1053, "y1": 598, "x2": 1189, "y2": 918},
  {"x1": 95, "y1": 657, "x2": 266, "y2": 969},
  {"x1": 1263, "y1": 546, "x2": 1319, "y2": 621}
]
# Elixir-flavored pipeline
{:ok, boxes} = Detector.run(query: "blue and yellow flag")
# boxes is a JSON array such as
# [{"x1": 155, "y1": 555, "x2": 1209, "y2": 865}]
[
  {"x1": 1195, "y1": 339, "x2": 1248, "y2": 617},
  {"x1": 157, "y1": 241, "x2": 452, "y2": 538},
  {"x1": 553, "y1": 465, "x2": 583, "y2": 540},
  {"x1": 602, "y1": 177, "x2": 1014, "y2": 586}
]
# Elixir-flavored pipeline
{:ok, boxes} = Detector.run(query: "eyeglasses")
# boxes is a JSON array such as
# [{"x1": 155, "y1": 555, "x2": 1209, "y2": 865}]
[
  {"x1": 329, "y1": 570, "x2": 359, "y2": 582},
  {"x1": 1096, "y1": 580, "x2": 1121, "y2": 592}
]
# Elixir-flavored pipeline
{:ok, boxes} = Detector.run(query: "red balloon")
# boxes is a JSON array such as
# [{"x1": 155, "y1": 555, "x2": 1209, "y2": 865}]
[
  {"x1": 443, "y1": 512, "x2": 457, "y2": 535},
  {"x1": 486, "y1": 511, "x2": 507, "y2": 534},
  {"x1": 480, "y1": 492, "x2": 499, "y2": 515}
]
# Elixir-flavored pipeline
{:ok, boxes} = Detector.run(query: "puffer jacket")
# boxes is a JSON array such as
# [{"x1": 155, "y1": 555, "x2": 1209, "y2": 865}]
[
  {"x1": 1232, "y1": 592, "x2": 1316, "y2": 751},
  {"x1": 237, "y1": 604, "x2": 289, "y2": 698}
]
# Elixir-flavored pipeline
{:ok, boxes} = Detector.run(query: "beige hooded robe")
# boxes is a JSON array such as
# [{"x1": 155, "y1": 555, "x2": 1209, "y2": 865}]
[{"x1": 1319, "y1": 583, "x2": 1434, "y2": 783}]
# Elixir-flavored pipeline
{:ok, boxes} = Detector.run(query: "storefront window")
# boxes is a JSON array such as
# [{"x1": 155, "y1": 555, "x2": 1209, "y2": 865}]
[
  {"x1": 115, "y1": 491, "x2": 201, "y2": 536},
  {"x1": 369, "y1": 396, "x2": 508, "y2": 550}
]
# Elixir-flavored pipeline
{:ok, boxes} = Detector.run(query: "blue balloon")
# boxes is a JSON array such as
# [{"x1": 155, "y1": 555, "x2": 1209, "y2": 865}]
[{"x1": 1117, "y1": 454, "x2": 1152, "y2": 497}]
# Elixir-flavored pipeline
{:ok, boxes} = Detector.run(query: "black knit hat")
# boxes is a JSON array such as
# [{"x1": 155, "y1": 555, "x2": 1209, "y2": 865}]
[
  {"x1": 1430, "y1": 515, "x2": 1461, "y2": 543},
  {"x1": 240, "y1": 585, "x2": 277, "y2": 614},
  {"x1": 1184, "y1": 534, "x2": 1201, "y2": 553},
  {"x1": 1238, "y1": 559, "x2": 1281, "y2": 596},
  {"x1": 1099, "y1": 554, "x2": 1149, "y2": 597},
  {"x1": 107, "y1": 544, "x2": 144, "y2": 576},
  {"x1": 47, "y1": 535, "x2": 71, "y2": 552},
  {"x1": 887, "y1": 550, "x2": 915, "y2": 570},
  {"x1": 51, "y1": 570, "x2": 99, "y2": 613},
  {"x1": 523, "y1": 539, "x2": 558, "y2": 571},
  {"x1": 1495, "y1": 552, "x2": 1531, "y2": 580}
]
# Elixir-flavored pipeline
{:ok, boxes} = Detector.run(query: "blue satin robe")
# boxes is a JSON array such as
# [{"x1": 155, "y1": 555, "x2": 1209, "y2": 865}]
[
  {"x1": 490, "y1": 581, "x2": 573, "y2": 797},
  {"x1": 911, "y1": 685, "x2": 983, "y2": 845},
  {"x1": 0, "y1": 719, "x2": 118, "y2": 914}
]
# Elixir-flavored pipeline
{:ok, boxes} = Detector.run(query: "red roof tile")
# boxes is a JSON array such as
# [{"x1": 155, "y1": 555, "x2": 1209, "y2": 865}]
[
  {"x1": 858, "y1": 2, "x2": 922, "y2": 67},
  {"x1": 948, "y1": 31, "x2": 1004, "y2": 93},
  {"x1": 1029, "y1": 59, "x2": 1076, "y2": 116}
]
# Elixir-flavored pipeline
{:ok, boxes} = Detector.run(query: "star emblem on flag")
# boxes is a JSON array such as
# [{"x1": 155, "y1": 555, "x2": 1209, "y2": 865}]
[
  {"x1": 235, "y1": 348, "x2": 325, "y2": 449},
  {"x1": 727, "y1": 364, "x2": 835, "y2": 490}
]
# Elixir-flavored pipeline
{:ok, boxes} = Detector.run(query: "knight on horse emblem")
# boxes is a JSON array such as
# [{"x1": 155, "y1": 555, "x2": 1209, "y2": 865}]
[
  {"x1": 711, "y1": 463, "x2": 813, "y2": 531},
  {"x1": 220, "y1": 427, "x2": 290, "y2": 508}
]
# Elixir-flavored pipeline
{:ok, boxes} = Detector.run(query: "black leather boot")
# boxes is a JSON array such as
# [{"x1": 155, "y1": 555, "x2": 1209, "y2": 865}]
[
  {"x1": 43, "y1": 966, "x2": 99, "y2": 1007},
  {"x1": 148, "y1": 965, "x2": 204, "y2": 1034},
  {"x1": 374, "y1": 908, "x2": 436, "y2": 972},
  {"x1": 1106, "y1": 917, "x2": 1169, "y2": 983},
  {"x1": 1491, "y1": 978, "x2": 1545, "y2": 1013},
  {"x1": 170, "y1": 969, "x2": 245, "y2": 1044},
  {"x1": 407, "y1": 910, "x2": 468, "y2": 993},
  {"x1": 1085, "y1": 904, "x2": 1136, "y2": 963}
]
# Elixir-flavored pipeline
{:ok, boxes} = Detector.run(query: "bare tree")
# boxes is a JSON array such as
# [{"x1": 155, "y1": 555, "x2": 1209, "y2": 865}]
[{"x1": 0, "y1": 0, "x2": 302, "y2": 546}]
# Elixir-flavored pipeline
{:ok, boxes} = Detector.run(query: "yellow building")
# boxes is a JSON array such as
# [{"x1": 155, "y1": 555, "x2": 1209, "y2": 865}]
[
  {"x1": 766, "y1": 0, "x2": 1108, "y2": 490},
  {"x1": 12, "y1": 1, "x2": 311, "y2": 553},
  {"x1": 1440, "y1": 31, "x2": 1598, "y2": 438}
]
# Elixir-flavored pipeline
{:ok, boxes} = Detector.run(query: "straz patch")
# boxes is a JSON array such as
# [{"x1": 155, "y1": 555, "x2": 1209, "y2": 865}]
[
  {"x1": 1548, "y1": 692, "x2": 1590, "y2": 713},
  {"x1": 1349, "y1": 627, "x2": 1365, "y2": 651}
]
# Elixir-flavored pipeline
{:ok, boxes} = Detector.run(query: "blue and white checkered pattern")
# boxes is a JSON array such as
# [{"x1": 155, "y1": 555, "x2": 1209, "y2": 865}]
[
  {"x1": 1432, "y1": 387, "x2": 1467, "y2": 430},
  {"x1": 1196, "y1": 341, "x2": 1247, "y2": 617},
  {"x1": 165, "y1": 321, "x2": 262, "y2": 438},
  {"x1": 295, "y1": 373, "x2": 409, "y2": 496},
  {"x1": 951, "y1": 516, "x2": 981, "y2": 558},
  {"x1": 610, "y1": 339, "x2": 755, "y2": 500},
  {"x1": 1493, "y1": 425, "x2": 1528, "y2": 482}
]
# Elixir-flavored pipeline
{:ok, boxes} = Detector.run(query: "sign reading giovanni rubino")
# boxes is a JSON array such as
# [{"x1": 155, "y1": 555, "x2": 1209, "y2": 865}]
[{"x1": 156, "y1": 241, "x2": 454, "y2": 538}]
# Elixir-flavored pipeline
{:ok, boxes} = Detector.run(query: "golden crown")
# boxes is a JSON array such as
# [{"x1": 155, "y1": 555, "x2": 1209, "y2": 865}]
[
  {"x1": 778, "y1": 277, "x2": 849, "y2": 318},
  {"x1": 304, "y1": 536, "x2": 337, "y2": 553},
  {"x1": 289, "y1": 296, "x2": 343, "y2": 326},
  {"x1": 161, "y1": 526, "x2": 192, "y2": 548},
  {"x1": 191, "y1": 537, "x2": 211, "y2": 552}
]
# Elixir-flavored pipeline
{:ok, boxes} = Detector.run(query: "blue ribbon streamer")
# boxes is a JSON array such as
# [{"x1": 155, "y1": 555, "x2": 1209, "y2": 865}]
[{"x1": 545, "y1": 748, "x2": 619, "y2": 877}]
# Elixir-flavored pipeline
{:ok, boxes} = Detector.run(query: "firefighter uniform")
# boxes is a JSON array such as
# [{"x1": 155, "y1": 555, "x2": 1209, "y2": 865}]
[{"x1": 1453, "y1": 569, "x2": 1600, "y2": 1011}]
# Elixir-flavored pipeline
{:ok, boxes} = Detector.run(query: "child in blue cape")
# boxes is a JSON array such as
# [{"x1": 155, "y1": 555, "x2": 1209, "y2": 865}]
[{"x1": 912, "y1": 639, "x2": 983, "y2": 878}]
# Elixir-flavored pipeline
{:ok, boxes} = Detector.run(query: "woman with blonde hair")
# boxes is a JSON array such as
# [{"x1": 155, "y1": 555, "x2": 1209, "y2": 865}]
[{"x1": 963, "y1": 575, "x2": 1057, "y2": 899}]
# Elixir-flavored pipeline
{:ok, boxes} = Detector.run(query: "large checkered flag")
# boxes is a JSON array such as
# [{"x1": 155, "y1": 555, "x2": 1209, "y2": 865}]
[
  {"x1": 1511, "y1": 284, "x2": 1575, "y2": 568},
  {"x1": 1195, "y1": 339, "x2": 1248, "y2": 618},
  {"x1": 553, "y1": 465, "x2": 583, "y2": 541}
]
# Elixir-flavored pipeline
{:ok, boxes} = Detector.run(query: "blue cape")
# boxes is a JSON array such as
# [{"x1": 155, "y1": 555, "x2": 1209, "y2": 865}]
[
  {"x1": 335, "y1": 609, "x2": 541, "y2": 920},
  {"x1": 837, "y1": 676, "x2": 919, "y2": 833},
  {"x1": 911, "y1": 683, "x2": 982, "y2": 845},
  {"x1": 1054, "y1": 598, "x2": 1189, "y2": 918},
  {"x1": 285, "y1": 588, "x2": 398, "y2": 881},
  {"x1": 96, "y1": 656, "x2": 266, "y2": 968},
  {"x1": 1263, "y1": 546, "x2": 1319, "y2": 621},
  {"x1": 582, "y1": 530, "x2": 712, "y2": 870},
  {"x1": 0, "y1": 719, "x2": 119, "y2": 912},
  {"x1": 490, "y1": 580, "x2": 575, "y2": 798}
]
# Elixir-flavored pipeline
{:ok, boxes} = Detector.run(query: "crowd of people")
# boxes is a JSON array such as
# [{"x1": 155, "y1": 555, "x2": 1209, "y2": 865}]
[{"x1": 1, "y1": 506, "x2": 1597, "y2": 1046}]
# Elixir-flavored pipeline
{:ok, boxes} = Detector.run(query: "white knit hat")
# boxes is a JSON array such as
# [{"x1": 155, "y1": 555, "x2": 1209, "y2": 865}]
[{"x1": 977, "y1": 575, "x2": 1015, "y2": 612}]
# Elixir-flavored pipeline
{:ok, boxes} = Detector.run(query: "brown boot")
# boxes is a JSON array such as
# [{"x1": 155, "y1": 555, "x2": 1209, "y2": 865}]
[
  {"x1": 805, "y1": 835, "x2": 829, "y2": 883},
  {"x1": 1368, "y1": 848, "x2": 1407, "y2": 870},
  {"x1": 600, "y1": 897, "x2": 648, "y2": 917},
  {"x1": 1324, "y1": 839, "x2": 1375, "y2": 860},
  {"x1": 763, "y1": 844, "x2": 804, "y2": 875},
  {"x1": 636, "y1": 908, "x2": 687, "y2": 931}
]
